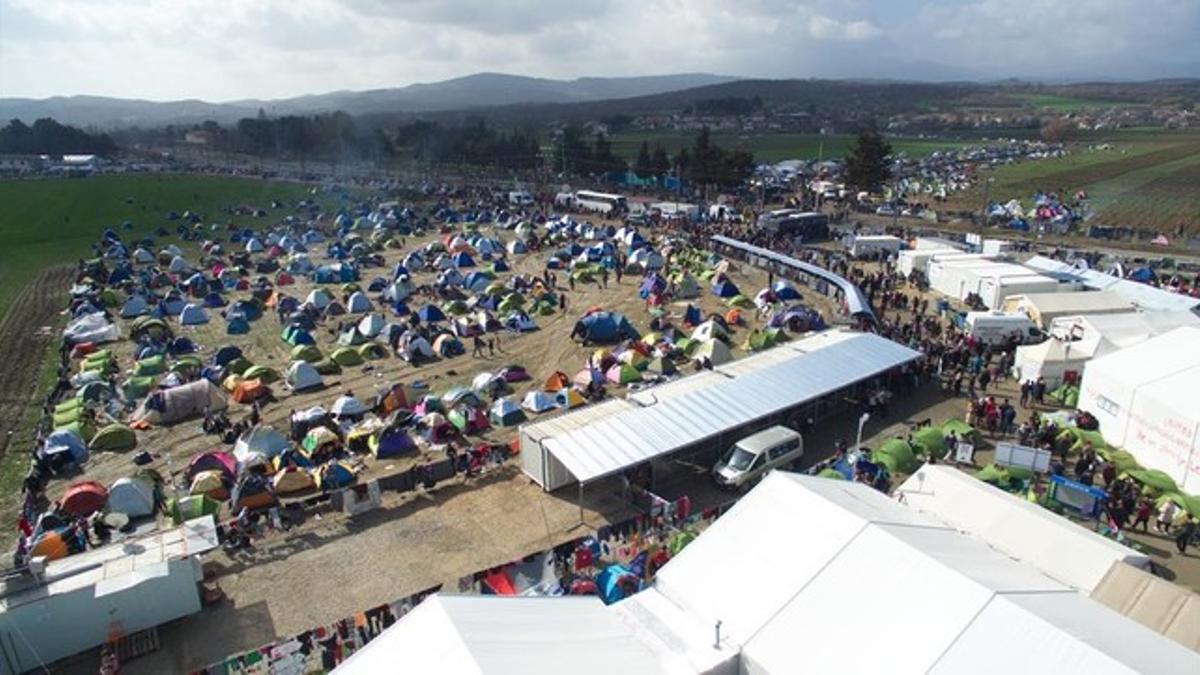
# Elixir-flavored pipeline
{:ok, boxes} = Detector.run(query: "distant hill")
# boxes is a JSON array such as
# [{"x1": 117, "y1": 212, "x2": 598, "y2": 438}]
[{"x1": 0, "y1": 73, "x2": 738, "y2": 128}]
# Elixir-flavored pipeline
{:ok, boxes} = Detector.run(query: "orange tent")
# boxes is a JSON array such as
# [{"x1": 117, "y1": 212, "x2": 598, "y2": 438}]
[
  {"x1": 379, "y1": 384, "x2": 408, "y2": 415},
  {"x1": 232, "y1": 379, "x2": 268, "y2": 403},
  {"x1": 30, "y1": 531, "x2": 69, "y2": 561},
  {"x1": 724, "y1": 308, "x2": 743, "y2": 326},
  {"x1": 543, "y1": 371, "x2": 571, "y2": 392},
  {"x1": 61, "y1": 481, "x2": 108, "y2": 517}
]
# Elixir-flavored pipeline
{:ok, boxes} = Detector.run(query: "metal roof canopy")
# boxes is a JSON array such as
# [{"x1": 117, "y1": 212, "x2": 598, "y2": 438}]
[
  {"x1": 542, "y1": 332, "x2": 919, "y2": 486},
  {"x1": 710, "y1": 235, "x2": 874, "y2": 319}
]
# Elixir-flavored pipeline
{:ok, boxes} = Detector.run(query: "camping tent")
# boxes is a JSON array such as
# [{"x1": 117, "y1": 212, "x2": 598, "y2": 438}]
[
  {"x1": 233, "y1": 426, "x2": 290, "y2": 469},
  {"x1": 693, "y1": 340, "x2": 732, "y2": 366},
  {"x1": 286, "y1": 361, "x2": 323, "y2": 391},
  {"x1": 88, "y1": 424, "x2": 137, "y2": 452},
  {"x1": 347, "y1": 292, "x2": 372, "y2": 313},
  {"x1": 489, "y1": 398, "x2": 527, "y2": 427},
  {"x1": 332, "y1": 395, "x2": 367, "y2": 417},
  {"x1": 106, "y1": 477, "x2": 156, "y2": 518},
  {"x1": 61, "y1": 481, "x2": 108, "y2": 517},
  {"x1": 522, "y1": 391, "x2": 558, "y2": 413},
  {"x1": 179, "y1": 303, "x2": 209, "y2": 325},
  {"x1": 135, "y1": 380, "x2": 227, "y2": 425}
]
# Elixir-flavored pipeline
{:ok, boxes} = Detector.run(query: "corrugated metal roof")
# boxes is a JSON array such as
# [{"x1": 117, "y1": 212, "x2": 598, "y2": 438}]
[
  {"x1": 543, "y1": 332, "x2": 919, "y2": 485},
  {"x1": 710, "y1": 236, "x2": 874, "y2": 318},
  {"x1": 0, "y1": 516, "x2": 217, "y2": 611}
]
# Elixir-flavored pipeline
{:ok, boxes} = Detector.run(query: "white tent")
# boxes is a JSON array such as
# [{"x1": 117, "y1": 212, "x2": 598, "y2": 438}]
[
  {"x1": 521, "y1": 391, "x2": 557, "y2": 413},
  {"x1": 1012, "y1": 334, "x2": 1103, "y2": 388},
  {"x1": 896, "y1": 465, "x2": 1150, "y2": 592},
  {"x1": 179, "y1": 303, "x2": 209, "y2": 325},
  {"x1": 653, "y1": 473, "x2": 1199, "y2": 675},
  {"x1": 334, "y1": 595, "x2": 668, "y2": 675},
  {"x1": 332, "y1": 395, "x2": 367, "y2": 417},
  {"x1": 306, "y1": 288, "x2": 332, "y2": 310},
  {"x1": 63, "y1": 312, "x2": 119, "y2": 344},
  {"x1": 357, "y1": 313, "x2": 385, "y2": 338},
  {"x1": 233, "y1": 425, "x2": 289, "y2": 468},
  {"x1": 1079, "y1": 326, "x2": 1200, "y2": 492},
  {"x1": 168, "y1": 256, "x2": 190, "y2": 273},
  {"x1": 132, "y1": 248, "x2": 154, "y2": 264},
  {"x1": 285, "y1": 361, "x2": 323, "y2": 392},
  {"x1": 106, "y1": 477, "x2": 155, "y2": 518}
]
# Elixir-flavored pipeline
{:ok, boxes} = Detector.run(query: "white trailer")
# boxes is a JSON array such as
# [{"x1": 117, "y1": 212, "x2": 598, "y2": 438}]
[
  {"x1": 848, "y1": 235, "x2": 902, "y2": 259},
  {"x1": 979, "y1": 274, "x2": 1064, "y2": 310}
]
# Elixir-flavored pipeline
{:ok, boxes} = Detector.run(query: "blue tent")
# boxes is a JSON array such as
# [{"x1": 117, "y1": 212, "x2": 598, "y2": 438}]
[
  {"x1": 39, "y1": 429, "x2": 89, "y2": 467},
  {"x1": 229, "y1": 299, "x2": 262, "y2": 321},
  {"x1": 451, "y1": 251, "x2": 475, "y2": 268},
  {"x1": 374, "y1": 428, "x2": 416, "y2": 459},
  {"x1": 595, "y1": 564, "x2": 639, "y2": 605},
  {"x1": 684, "y1": 305, "x2": 702, "y2": 326},
  {"x1": 491, "y1": 259, "x2": 510, "y2": 272},
  {"x1": 639, "y1": 274, "x2": 666, "y2": 299},
  {"x1": 416, "y1": 304, "x2": 446, "y2": 322},
  {"x1": 463, "y1": 272, "x2": 490, "y2": 292},
  {"x1": 392, "y1": 263, "x2": 409, "y2": 279},
  {"x1": 226, "y1": 318, "x2": 250, "y2": 335},
  {"x1": 711, "y1": 279, "x2": 740, "y2": 298},
  {"x1": 575, "y1": 312, "x2": 639, "y2": 343},
  {"x1": 211, "y1": 345, "x2": 243, "y2": 367},
  {"x1": 169, "y1": 337, "x2": 197, "y2": 355},
  {"x1": 771, "y1": 281, "x2": 801, "y2": 300},
  {"x1": 1130, "y1": 267, "x2": 1154, "y2": 283},
  {"x1": 203, "y1": 292, "x2": 226, "y2": 308}
]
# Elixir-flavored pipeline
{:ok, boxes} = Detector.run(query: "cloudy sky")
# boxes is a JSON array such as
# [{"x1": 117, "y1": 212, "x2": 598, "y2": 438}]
[{"x1": 1, "y1": 0, "x2": 1197, "y2": 101}]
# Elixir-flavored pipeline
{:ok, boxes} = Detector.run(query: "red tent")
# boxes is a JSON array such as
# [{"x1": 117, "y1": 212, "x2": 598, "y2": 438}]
[
  {"x1": 483, "y1": 568, "x2": 516, "y2": 595},
  {"x1": 61, "y1": 481, "x2": 109, "y2": 517}
]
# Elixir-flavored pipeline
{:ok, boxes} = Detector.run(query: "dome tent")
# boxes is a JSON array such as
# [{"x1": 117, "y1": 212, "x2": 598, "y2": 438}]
[
  {"x1": 179, "y1": 303, "x2": 210, "y2": 325},
  {"x1": 332, "y1": 394, "x2": 367, "y2": 417},
  {"x1": 522, "y1": 390, "x2": 557, "y2": 413},
  {"x1": 107, "y1": 476, "x2": 156, "y2": 518},
  {"x1": 286, "y1": 361, "x2": 323, "y2": 391},
  {"x1": 347, "y1": 291, "x2": 372, "y2": 313},
  {"x1": 489, "y1": 398, "x2": 527, "y2": 427}
]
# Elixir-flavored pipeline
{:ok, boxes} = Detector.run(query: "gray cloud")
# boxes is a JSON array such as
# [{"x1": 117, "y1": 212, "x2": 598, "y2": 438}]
[{"x1": 0, "y1": 0, "x2": 1196, "y2": 100}]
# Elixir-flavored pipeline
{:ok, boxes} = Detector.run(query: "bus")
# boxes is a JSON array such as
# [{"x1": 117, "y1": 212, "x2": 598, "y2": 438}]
[
  {"x1": 574, "y1": 190, "x2": 628, "y2": 214},
  {"x1": 756, "y1": 209, "x2": 830, "y2": 240}
]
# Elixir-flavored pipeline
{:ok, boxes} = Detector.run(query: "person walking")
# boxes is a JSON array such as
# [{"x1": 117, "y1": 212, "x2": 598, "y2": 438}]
[
  {"x1": 1176, "y1": 517, "x2": 1197, "y2": 555},
  {"x1": 472, "y1": 334, "x2": 484, "y2": 358},
  {"x1": 1133, "y1": 498, "x2": 1153, "y2": 532}
]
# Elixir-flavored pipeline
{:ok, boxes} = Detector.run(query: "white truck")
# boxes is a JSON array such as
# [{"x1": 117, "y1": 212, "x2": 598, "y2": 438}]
[
  {"x1": 508, "y1": 190, "x2": 535, "y2": 206},
  {"x1": 964, "y1": 311, "x2": 1044, "y2": 346}
]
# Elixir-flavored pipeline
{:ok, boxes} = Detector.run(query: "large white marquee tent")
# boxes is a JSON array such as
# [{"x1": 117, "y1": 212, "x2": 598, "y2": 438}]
[{"x1": 1079, "y1": 326, "x2": 1200, "y2": 492}]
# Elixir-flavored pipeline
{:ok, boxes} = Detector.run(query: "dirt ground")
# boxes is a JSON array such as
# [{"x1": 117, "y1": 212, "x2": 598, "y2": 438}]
[{"x1": 47, "y1": 225, "x2": 1200, "y2": 673}]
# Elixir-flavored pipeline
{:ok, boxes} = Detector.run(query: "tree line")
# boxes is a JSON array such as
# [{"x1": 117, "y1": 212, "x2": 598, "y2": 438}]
[{"x1": 0, "y1": 118, "x2": 118, "y2": 156}]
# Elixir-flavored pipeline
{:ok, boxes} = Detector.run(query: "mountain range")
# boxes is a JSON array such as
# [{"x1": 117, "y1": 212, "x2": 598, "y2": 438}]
[{"x1": 0, "y1": 73, "x2": 737, "y2": 129}]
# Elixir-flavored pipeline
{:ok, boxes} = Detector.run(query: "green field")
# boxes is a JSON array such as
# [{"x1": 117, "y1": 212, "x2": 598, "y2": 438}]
[
  {"x1": 1009, "y1": 93, "x2": 1138, "y2": 113},
  {"x1": 608, "y1": 131, "x2": 970, "y2": 163},
  {"x1": 944, "y1": 129, "x2": 1200, "y2": 233},
  {"x1": 0, "y1": 175, "x2": 354, "y2": 320}
]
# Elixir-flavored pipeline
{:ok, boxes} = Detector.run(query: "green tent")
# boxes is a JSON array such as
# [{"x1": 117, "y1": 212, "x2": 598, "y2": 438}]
[
  {"x1": 1048, "y1": 384, "x2": 1079, "y2": 407},
  {"x1": 133, "y1": 355, "x2": 166, "y2": 377},
  {"x1": 912, "y1": 426, "x2": 945, "y2": 456},
  {"x1": 442, "y1": 300, "x2": 469, "y2": 316},
  {"x1": 1097, "y1": 447, "x2": 1138, "y2": 474},
  {"x1": 314, "y1": 359, "x2": 342, "y2": 375},
  {"x1": 975, "y1": 464, "x2": 1013, "y2": 489},
  {"x1": 358, "y1": 343, "x2": 387, "y2": 360},
  {"x1": 291, "y1": 344, "x2": 323, "y2": 363},
  {"x1": 817, "y1": 468, "x2": 847, "y2": 480},
  {"x1": 55, "y1": 398, "x2": 84, "y2": 415},
  {"x1": 667, "y1": 531, "x2": 696, "y2": 556},
  {"x1": 88, "y1": 424, "x2": 138, "y2": 452},
  {"x1": 122, "y1": 376, "x2": 155, "y2": 399},
  {"x1": 58, "y1": 420, "x2": 97, "y2": 443},
  {"x1": 726, "y1": 294, "x2": 753, "y2": 309},
  {"x1": 225, "y1": 357, "x2": 253, "y2": 376},
  {"x1": 242, "y1": 365, "x2": 280, "y2": 383},
  {"x1": 1127, "y1": 469, "x2": 1178, "y2": 494},
  {"x1": 940, "y1": 419, "x2": 980, "y2": 444},
  {"x1": 742, "y1": 330, "x2": 770, "y2": 352},
  {"x1": 608, "y1": 363, "x2": 642, "y2": 385},
  {"x1": 331, "y1": 347, "x2": 364, "y2": 367},
  {"x1": 532, "y1": 300, "x2": 557, "y2": 316},
  {"x1": 168, "y1": 494, "x2": 221, "y2": 525},
  {"x1": 873, "y1": 439, "x2": 919, "y2": 474},
  {"x1": 1058, "y1": 427, "x2": 1110, "y2": 454},
  {"x1": 53, "y1": 408, "x2": 82, "y2": 427}
]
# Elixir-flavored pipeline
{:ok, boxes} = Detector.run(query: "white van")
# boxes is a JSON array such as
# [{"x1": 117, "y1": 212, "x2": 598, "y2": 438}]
[
  {"x1": 713, "y1": 426, "x2": 803, "y2": 489},
  {"x1": 508, "y1": 191, "x2": 534, "y2": 206},
  {"x1": 964, "y1": 311, "x2": 1043, "y2": 346}
]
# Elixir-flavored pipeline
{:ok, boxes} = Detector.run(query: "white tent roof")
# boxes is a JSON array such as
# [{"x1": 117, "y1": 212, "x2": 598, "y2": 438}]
[
  {"x1": 1078, "y1": 326, "x2": 1200, "y2": 491},
  {"x1": 1006, "y1": 290, "x2": 1134, "y2": 319},
  {"x1": 1024, "y1": 256, "x2": 1200, "y2": 313},
  {"x1": 540, "y1": 330, "x2": 919, "y2": 486},
  {"x1": 334, "y1": 595, "x2": 669, "y2": 675},
  {"x1": 652, "y1": 472, "x2": 1199, "y2": 675},
  {"x1": 1050, "y1": 310, "x2": 1200, "y2": 349},
  {"x1": 896, "y1": 465, "x2": 1150, "y2": 592}
]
